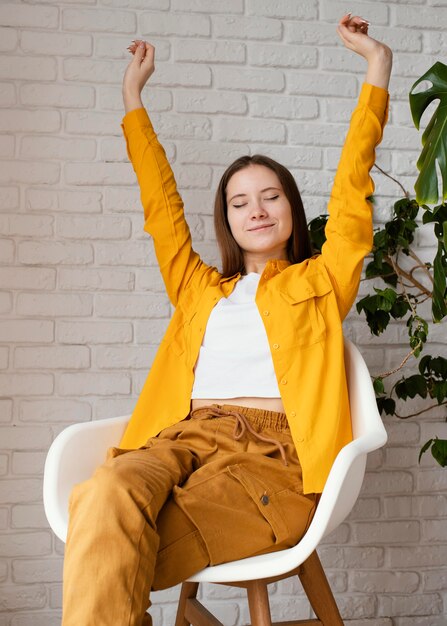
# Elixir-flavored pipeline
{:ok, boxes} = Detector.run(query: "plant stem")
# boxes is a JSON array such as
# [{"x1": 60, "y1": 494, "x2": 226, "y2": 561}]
[
  {"x1": 384, "y1": 254, "x2": 432, "y2": 297},
  {"x1": 373, "y1": 163, "x2": 410, "y2": 198},
  {"x1": 375, "y1": 344, "x2": 421, "y2": 380},
  {"x1": 394, "y1": 400, "x2": 447, "y2": 419},
  {"x1": 408, "y1": 249, "x2": 434, "y2": 284}
]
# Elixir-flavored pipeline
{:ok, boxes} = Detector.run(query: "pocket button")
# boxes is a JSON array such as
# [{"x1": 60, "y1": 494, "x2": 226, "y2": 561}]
[{"x1": 261, "y1": 494, "x2": 269, "y2": 505}]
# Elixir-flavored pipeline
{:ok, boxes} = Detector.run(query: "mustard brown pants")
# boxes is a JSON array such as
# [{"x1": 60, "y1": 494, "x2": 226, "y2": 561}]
[{"x1": 62, "y1": 405, "x2": 317, "y2": 626}]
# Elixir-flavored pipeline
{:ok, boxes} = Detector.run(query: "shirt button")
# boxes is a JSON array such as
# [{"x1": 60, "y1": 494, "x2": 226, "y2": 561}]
[
  {"x1": 281, "y1": 378, "x2": 287, "y2": 385},
  {"x1": 263, "y1": 310, "x2": 269, "y2": 316},
  {"x1": 273, "y1": 343, "x2": 279, "y2": 349},
  {"x1": 260, "y1": 494, "x2": 269, "y2": 505}
]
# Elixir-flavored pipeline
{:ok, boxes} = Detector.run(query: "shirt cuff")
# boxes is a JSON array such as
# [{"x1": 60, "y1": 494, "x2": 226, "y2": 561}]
[
  {"x1": 121, "y1": 107, "x2": 155, "y2": 137},
  {"x1": 359, "y1": 82, "x2": 390, "y2": 127}
]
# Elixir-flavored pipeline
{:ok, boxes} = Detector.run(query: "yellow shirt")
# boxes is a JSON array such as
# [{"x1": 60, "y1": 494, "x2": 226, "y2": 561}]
[{"x1": 120, "y1": 83, "x2": 389, "y2": 494}]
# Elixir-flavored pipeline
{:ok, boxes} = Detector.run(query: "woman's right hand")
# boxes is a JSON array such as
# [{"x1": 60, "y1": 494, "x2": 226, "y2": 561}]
[{"x1": 122, "y1": 40, "x2": 155, "y2": 113}]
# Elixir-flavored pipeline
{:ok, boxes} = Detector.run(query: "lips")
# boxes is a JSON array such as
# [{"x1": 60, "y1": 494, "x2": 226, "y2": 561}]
[{"x1": 247, "y1": 223, "x2": 275, "y2": 232}]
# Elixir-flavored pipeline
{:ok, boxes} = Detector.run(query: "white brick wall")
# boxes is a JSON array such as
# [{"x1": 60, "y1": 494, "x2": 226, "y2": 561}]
[{"x1": 1, "y1": 1, "x2": 446, "y2": 624}]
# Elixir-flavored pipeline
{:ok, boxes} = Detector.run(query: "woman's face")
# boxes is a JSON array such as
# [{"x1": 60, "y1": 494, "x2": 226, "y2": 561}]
[{"x1": 226, "y1": 164, "x2": 293, "y2": 262}]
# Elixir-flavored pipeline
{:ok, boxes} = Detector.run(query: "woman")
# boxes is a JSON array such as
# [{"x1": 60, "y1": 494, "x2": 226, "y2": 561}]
[{"x1": 62, "y1": 14, "x2": 392, "y2": 626}]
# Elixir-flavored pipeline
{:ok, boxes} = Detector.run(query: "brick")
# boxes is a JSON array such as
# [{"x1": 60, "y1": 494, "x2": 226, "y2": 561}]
[
  {"x1": 0, "y1": 454, "x2": 8, "y2": 475},
  {"x1": 94, "y1": 397, "x2": 135, "y2": 419},
  {"x1": 102, "y1": 0, "x2": 168, "y2": 7},
  {"x1": 424, "y1": 31, "x2": 447, "y2": 54},
  {"x1": 379, "y1": 592, "x2": 443, "y2": 617},
  {"x1": 351, "y1": 570, "x2": 420, "y2": 593},
  {"x1": 422, "y1": 519, "x2": 447, "y2": 542},
  {"x1": 153, "y1": 113, "x2": 212, "y2": 140},
  {"x1": 417, "y1": 468, "x2": 447, "y2": 492},
  {"x1": 349, "y1": 496, "x2": 381, "y2": 520},
  {"x1": 96, "y1": 35, "x2": 170, "y2": 60},
  {"x1": 395, "y1": 5, "x2": 447, "y2": 28},
  {"x1": 393, "y1": 619, "x2": 447, "y2": 626},
  {"x1": 0, "y1": 292, "x2": 12, "y2": 315},
  {"x1": 171, "y1": 164, "x2": 212, "y2": 189},
  {"x1": 288, "y1": 73, "x2": 358, "y2": 97},
  {"x1": 0, "y1": 26, "x2": 18, "y2": 51},
  {"x1": 0, "y1": 161, "x2": 60, "y2": 185},
  {"x1": 63, "y1": 58, "x2": 125, "y2": 84},
  {"x1": 394, "y1": 53, "x2": 438, "y2": 79},
  {"x1": 100, "y1": 137, "x2": 129, "y2": 162},
  {"x1": 17, "y1": 293, "x2": 93, "y2": 317},
  {"x1": 248, "y1": 94, "x2": 318, "y2": 120},
  {"x1": 320, "y1": 1, "x2": 389, "y2": 25},
  {"x1": 247, "y1": 0, "x2": 316, "y2": 18},
  {"x1": 0, "y1": 479, "x2": 44, "y2": 505},
  {"x1": 0, "y1": 321, "x2": 54, "y2": 343},
  {"x1": 172, "y1": 0, "x2": 243, "y2": 11},
  {"x1": 0, "y1": 267, "x2": 56, "y2": 290},
  {"x1": 321, "y1": 48, "x2": 368, "y2": 74},
  {"x1": 49, "y1": 583, "x2": 63, "y2": 609},
  {"x1": 135, "y1": 319, "x2": 170, "y2": 344},
  {"x1": 20, "y1": 136, "x2": 96, "y2": 161},
  {"x1": 98, "y1": 85, "x2": 172, "y2": 112},
  {"x1": 249, "y1": 43, "x2": 317, "y2": 68},
  {"x1": 0, "y1": 560, "x2": 6, "y2": 582},
  {"x1": 95, "y1": 345, "x2": 157, "y2": 369},
  {"x1": 135, "y1": 267, "x2": 167, "y2": 292},
  {"x1": 151, "y1": 63, "x2": 212, "y2": 89},
  {"x1": 20, "y1": 30, "x2": 92, "y2": 56},
  {"x1": 0, "y1": 82, "x2": 16, "y2": 106},
  {"x1": 95, "y1": 293, "x2": 170, "y2": 318},
  {"x1": 354, "y1": 520, "x2": 419, "y2": 544},
  {"x1": 57, "y1": 215, "x2": 132, "y2": 240},
  {"x1": 20, "y1": 399, "x2": 91, "y2": 423},
  {"x1": 0, "y1": 239, "x2": 14, "y2": 263},
  {"x1": 0, "y1": 584, "x2": 46, "y2": 611},
  {"x1": 59, "y1": 268, "x2": 134, "y2": 291},
  {"x1": 0, "y1": 347, "x2": 8, "y2": 370},
  {"x1": 18, "y1": 241, "x2": 93, "y2": 265},
  {"x1": 0, "y1": 375, "x2": 54, "y2": 397},
  {"x1": 423, "y1": 568, "x2": 447, "y2": 592},
  {"x1": 57, "y1": 320, "x2": 133, "y2": 345},
  {"x1": 252, "y1": 145, "x2": 322, "y2": 171},
  {"x1": 0, "y1": 109, "x2": 61, "y2": 134},
  {"x1": 12, "y1": 558, "x2": 63, "y2": 584},
  {"x1": 384, "y1": 446, "x2": 422, "y2": 468},
  {"x1": 177, "y1": 140, "x2": 249, "y2": 166},
  {"x1": 290, "y1": 122, "x2": 348, "y2": 148},
  {"x1": 26, "y1": 188, "x2": 102, "y2": 213},
  {"x1": 0, "y1": 56, "x2": 57, "y2": 81},
  {"x1": 58, "y1": 372, "x2": 131, "y2": 396},
  {"x1": 0, "y1": 134, "x2": 15, "y2": 157},
  {"x1": 384, "y1": 494, "x2": 447, "y2": 518},
  {"x1": 0, "y1": 214, "x2": 53, "y2": 237},
  {"x1": 320, "y1": 521, "x2": 350, "y2": 544},
  {"x1": 213, "y1": 15, "x2": 282, "y2": 40},
  {"x1": 176, "y1": 91, "x2": 247, "y2": 116},
  {"x1": 215, "y1": 117, "x2": 285, "y2": 144},
  {"x1": 10, "y1": 613, "x2": 62, "y2": 626},
  {"x1": 215, "y1": 66, "x2": 284, "y2": 93},
  {"x1": 140, "y1": 12, "x2": 210, "y2": 37},
  {"x1": 333, "y1": 594, "x2": 376, "y2": 619},
  {"x1": 63, "y1": 8, "x2": 136, "y2": 32},
  {"x1": 0, "y1": 398, "x2": 12, "y2": 423},
  {"x1": 11, "y1": 503, "x2": 49, "y2": 529},
  {"x1": 65, "y1": 162, "x2": 134, "y2": 186},
  {"x1": 14, "y1": 346, "x2": 90, "y2": 370},
  {"x1": 319, "y1": 546, "x2": 384, "y2": 569},
  {"x1": 0, "y1": 4, "x2": 58, "y2": 28},
  {"x1": 286, "y1": 21, "x2": 339, "y2": 46},
  {"x1": 174, "y1": 40, "x2": 245, "y2": 64},
  {"x1": 65, "y1": 110, "x2": 120, "y2": 135},
  {"x1": 373, "y1": 26, "x2": 422, "y2": 52},
  {"x1": 11, "y1": 451, "x2": 46, "y2": 476}
]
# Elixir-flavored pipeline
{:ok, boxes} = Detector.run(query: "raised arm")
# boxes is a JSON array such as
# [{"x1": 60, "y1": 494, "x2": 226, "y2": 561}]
[
  {"x1": 122, "y1": 42, "x2": 211, "y2": 306},
  {"x1": 317, "y1": 15, "x2": 392, "y2": 319}
]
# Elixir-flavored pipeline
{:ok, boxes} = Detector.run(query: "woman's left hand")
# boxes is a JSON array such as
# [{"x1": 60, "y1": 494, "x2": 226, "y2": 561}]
[
  {"x1": 337, "y1": 13, "x2": 392, "y2": 89},
  {"x1": 337, "y1": 13, "x2": 392, "y2": 63}
]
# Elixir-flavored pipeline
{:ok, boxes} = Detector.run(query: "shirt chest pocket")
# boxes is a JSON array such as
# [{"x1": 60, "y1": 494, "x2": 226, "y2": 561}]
[{"x1": 279, "y1": 274, "x2": 332, "y2": 346}]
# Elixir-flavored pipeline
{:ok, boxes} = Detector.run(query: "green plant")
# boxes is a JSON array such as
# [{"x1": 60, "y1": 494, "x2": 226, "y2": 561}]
[{"x1": 308, "y1": 62, "x2": 447, "y2": 467}]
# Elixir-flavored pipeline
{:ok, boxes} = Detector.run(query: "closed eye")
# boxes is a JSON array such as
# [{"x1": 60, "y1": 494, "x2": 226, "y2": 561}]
[
  {"x1": 265, "y1": 195, "x2": 279, "y2": 201},
  {"x1": 232, "y1": 203, "x2": 247, "y2": 208}
]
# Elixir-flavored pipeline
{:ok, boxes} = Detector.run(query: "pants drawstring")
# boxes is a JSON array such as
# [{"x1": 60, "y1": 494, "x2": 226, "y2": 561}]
[{"x1": 190, "y1": 405, "x2": 288, "y2": 466}]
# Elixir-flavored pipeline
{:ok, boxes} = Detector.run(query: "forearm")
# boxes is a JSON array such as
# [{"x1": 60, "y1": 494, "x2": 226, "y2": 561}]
[
  {"x1": 365, "y1": 47, "x2": 393, "y2": 90},
  {"x1": 123, "y1": 88, "x2": 144, "y2": 114}
]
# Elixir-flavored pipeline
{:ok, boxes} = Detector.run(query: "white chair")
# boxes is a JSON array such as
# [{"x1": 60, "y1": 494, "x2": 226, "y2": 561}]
[{"x1": 43, "y1": 338, "x2": 387, "y2": 626}]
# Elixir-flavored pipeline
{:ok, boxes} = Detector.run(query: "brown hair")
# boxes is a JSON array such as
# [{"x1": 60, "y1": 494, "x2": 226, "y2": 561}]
[{"x1": 214, "y1": 154, "x2": 313, "y2": 277}]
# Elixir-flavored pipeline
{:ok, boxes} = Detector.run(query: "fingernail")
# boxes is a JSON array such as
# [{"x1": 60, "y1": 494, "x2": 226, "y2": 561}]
[
  {"x1": 139, "y1": 41, "x2": 145, "y2": 47},
  {"x1": 346, "y1": 12, "x2": 352, "y2": 17}
]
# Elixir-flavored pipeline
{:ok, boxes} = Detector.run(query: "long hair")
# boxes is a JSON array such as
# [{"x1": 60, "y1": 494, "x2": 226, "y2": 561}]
[{"x1": 214, "y1": 154, "x2": 313, "y2": 277}]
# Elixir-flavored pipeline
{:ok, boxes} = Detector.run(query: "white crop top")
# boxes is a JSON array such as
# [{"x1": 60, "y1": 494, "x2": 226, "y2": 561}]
[{"x1": 191, "y1": 273, "x2": 281, "y2": 398}]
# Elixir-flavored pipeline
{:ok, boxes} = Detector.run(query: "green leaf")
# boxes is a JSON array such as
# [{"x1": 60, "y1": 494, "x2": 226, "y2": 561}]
[
  {"x1": 376, "y1": 396, "x2": 395, "y2": 416},
  {"x1": 409, "y1": 62, "x2": 447, "y2": 204},
  {"x1": 419, "y1": 438, "x2": 434, "y2": 463},
  {"x1": 373, "y1": 377, "x2": 385, "y2": 394},
  {"x1": 431, "y1": 438, "x2": 447, "y2": 467}
]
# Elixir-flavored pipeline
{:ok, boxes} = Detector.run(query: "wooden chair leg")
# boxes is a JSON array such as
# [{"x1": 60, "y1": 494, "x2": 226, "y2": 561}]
[
  {"x1": 298, "y1": 551, "x2": 344, "y2": 626},
  {"x1": 246, "y1": 580, "x2": 273, "y2": 626},
  {"x1": 175, "y1": 581, "x2": 199, "y2": 626}
]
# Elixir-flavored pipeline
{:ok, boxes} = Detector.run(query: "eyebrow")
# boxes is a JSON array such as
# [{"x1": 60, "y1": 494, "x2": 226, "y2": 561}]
[{"x1": 228, "y1": 187, "x2": 281, "y2": 203}]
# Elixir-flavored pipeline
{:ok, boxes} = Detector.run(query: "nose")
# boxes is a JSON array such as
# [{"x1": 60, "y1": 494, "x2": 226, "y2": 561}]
[{"x1": 249, "y1": 203, "x2": 267, "y2": 219}]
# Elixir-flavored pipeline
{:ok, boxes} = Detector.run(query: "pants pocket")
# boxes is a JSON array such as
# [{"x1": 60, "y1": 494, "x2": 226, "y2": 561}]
[{"x1": 171, "y1": 462, "x2": 309, "y2": 566}]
